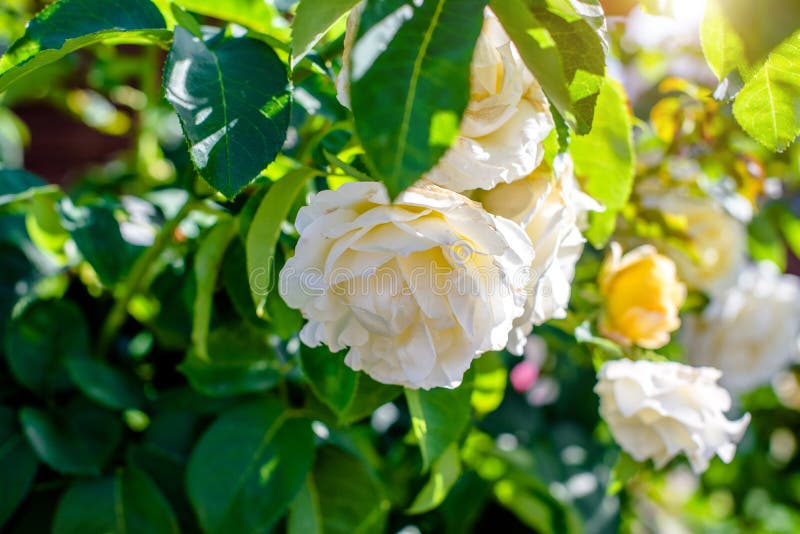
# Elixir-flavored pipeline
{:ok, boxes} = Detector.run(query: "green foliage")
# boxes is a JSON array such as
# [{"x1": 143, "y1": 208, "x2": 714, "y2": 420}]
[
  {"x1": 570, "y1": 77, "x2": 634, "y2": 246},
  {"x1": 291, "y1": 0, "x2": 361, "y2": 67},
  {"x1": 186, "y1": 398, "x2": 314, "y2": 533},
  {"x1": 406, "y1": 383, "x2": 472, "y2": 470},
  {"x1": 490, "y1": 0, "x2": 605, "y2": 134},
  {"x1": 350, "y1": 0, "x2": 487, "y2": 198},
  {"x1": 245, "y1": 167, "x2": 318, "y2": 314},
  {"x1": 52, "y1": 466, "x2": 179, "y2": 534},
  {"x1": 164, "y1": 27, "x2": 291, "y2": 198},
  {"x1": 5, "y1": 300, "x2": 88, "y2": 395},
  {"x1": 300, "y1": 345, "x2": 359, "y2": 417},
  {"x1": 289, "y1": 446, "x2": 389, "y2": 534},
  {"x1": 732, "y1": 30, "x2": 800, "y2": 152},
  {"x1": 0, "y1": 407, "x2": 38, "y2": 527},
  {"x1": 0, "y1": 0, "x2": 169, "y2": 91}
]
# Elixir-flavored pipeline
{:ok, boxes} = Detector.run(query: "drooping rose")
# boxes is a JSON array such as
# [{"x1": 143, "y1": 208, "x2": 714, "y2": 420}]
[
  {"x1": 477, "y1": 155, "x2": 601, "y2": 354},
  {"x1": 595, "y1": 359, "x2": 750, "y2": 474},
  {"x1": 598, "y1": 243, "x2": 686, "y2": 349},
  {"x1": 683, "y1": 262, "x2": 800, "y2": 394},
  {"x1": 337, "y1": 6, "x2": 554, "y2": 191},
  {"x1": 638, "y1": 186, "x2": 745, "y2": 295},
  {"x1": 279, "y1": 181, "x2": 534, "y2": 389}
]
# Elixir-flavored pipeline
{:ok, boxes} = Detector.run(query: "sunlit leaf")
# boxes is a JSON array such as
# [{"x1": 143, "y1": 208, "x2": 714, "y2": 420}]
[{"x1": 164, "y1": 26, "x2": 291, "y2": 198}]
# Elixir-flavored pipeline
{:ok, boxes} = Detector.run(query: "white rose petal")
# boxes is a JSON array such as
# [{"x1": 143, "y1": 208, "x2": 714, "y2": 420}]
[
  {"x1": 478, "y1": 155, "x2": 602, "y2": 354},
  {"x1": 683, "y1": 262, "x2": 800, "y2": 394},
  {"x1": 595, "y1": 359, "x2": 750, "y2": 474},
  {"x1": 279, "y1": 181, "x2": 534, "y2": 389}
]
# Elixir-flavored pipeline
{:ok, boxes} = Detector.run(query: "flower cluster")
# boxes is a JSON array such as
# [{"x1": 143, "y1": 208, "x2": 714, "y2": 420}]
[{"x1": 280, "y1": 7, "x2": 596, "y2": 389}]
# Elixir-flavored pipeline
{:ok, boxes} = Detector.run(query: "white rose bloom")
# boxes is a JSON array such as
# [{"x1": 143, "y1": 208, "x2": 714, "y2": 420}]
[
  {"x1": 337, "y1": 7, "x2": 554, "y2": 191},
  {"x1": 477, "y1": 155, "x2": 602, "y2": 354},
  {"x1": 595, "y1": 359, "x2": 750, "y2": 474},
  {"x1": 638, "y1": 186, "x2": 745, "y2": 295},
  {"x1": 683, "y1": 262, "x2": 800, "y2": 394},
  {"x1": 279, "y1": 181, "x2": 534, "y2": 389}
]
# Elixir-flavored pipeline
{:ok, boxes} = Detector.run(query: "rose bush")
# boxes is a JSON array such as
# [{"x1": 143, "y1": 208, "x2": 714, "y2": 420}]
[{"x1": 0, "y1": 0, "x2": 799, "y2": 532}]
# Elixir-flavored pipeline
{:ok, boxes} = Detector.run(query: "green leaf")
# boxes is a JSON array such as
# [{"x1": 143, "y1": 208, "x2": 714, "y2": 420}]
[
  {"x1": 191, "y1": 217, "x2": 237, "y2": 360},
  {"x1": 0, "y1": 407, "x2": 38, "y2": 528},
  {"x1": 59, "y1": 200, "x2": 143, "y2": 286},
  {"x1": 291, "y1": 0, "x2": 361, "y2": 68},
  {"x1": 491, "y1": 0, "x2": 605, "y2": 134},
  {"x1": 407, "y1": 443, "x2": 461, "y2": 514},
  {"x1": 748, "y1": 207, "x2": 787, "y2": 269},
  {"x1": 245, "y1": 167, "x2": 318, "y2": 314},
  {"x1": 0, "y1": 0, "x2": 168, "y2": 92},
  {"x1": 300, "y1": 346, "x2": 359, "y2": 417},
  {"x1": 339, "y1": 376, "x2": 403, "y2": 425},
  {"x1": 172, "y1": 0, "x2": 280, "y2": 33},
  {"x1": 716, "y1": 0, "x2": 800, "y2": 66},
  {"x1": 186, "y1": 398, "x2": 314, "y2": 533},
  {"x1": 164, "y1": 26, "x2": 292, "y2": 198},
  {"x1": 350, "y1": 0, "x2": 488, "y2": 197},
  {"x1": 0, "y1": 169, "x2": 48, "y2": 207},
  {"x1": 5, "y1": 300, "x2": 88, "y2": 395},
  {"x1": 607, "y1": 450, "x2": 641, "y2": 495},
  {"x1": 52, "y1": 466, "x2": 180, "y2": 534},
  {"x1": 469, "y1": 351, "x2": 507, "y2": 417},
  {"x1": 65, "y1": 358, "x2": 145, "y2": 411},
  {"x1": 700, "y1": 0, "x2": 747, "y2": 81},
  {"x1": 405, "y1": 384, "x2": 471, "y2": 470},
  {"x1": 180, "y1": 322, "x2": 282, "y2": 397},
  {"x1": 19, "y1": 402, "x2": 122, "y2": 476},
  {"x1": 288, "y1": 446, "x2": 388, "y2": 534},
  {"x1": 732, "y1": 30, "x2": 800, "y2": 152},
  {"x1": 570, "y1": 78, "x2": 634, "y2": 246}
]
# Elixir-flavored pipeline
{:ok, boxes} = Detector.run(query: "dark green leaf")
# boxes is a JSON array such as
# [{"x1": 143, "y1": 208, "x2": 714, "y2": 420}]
[
  {"x1": 291, "y1": 0, "x2": 361, "y2": 67},
  {"x1": 570, "y1": 78, "x2": 633, "y2": 246},
  {"x1": 164, "y1": 27, "x2": 292, "y2": 198},
  {"x1": 180, "y1": 322, "x2": 282, "y2": 397},
  {"x1": 52, "y1": 466, "x2": 180, "y2": 534},
  {"x1": 0, "y1": 169, "x2": 47, "y2": 207},
  {"x1": 0, "y1": 407, "x2": 38, "y2": 527},
  {"x1": 289, "y1": 446, "x2": 388, "y2": 534},
  {"x1": 491, "y1": 0, "x2": 605, "y2": 133},
  {"x1": 717, "y1": 0, "x2": 800, "y2": 66},
  {"x1": 405, "y1": 384, "x2": 471, "y2": 470},
  {"x1": 300, "y1": 345, "x2": 358, "y2": 417},
  {"x1": 19, "y1": 402, "x2": 122, "y2": 476},
  {"x1": 5, "y1": 300, "x2": 88, "y2": 395},
  {"x1": 0, "y1": 0, "x2": 168, "y2": 92},
  {"x1": 59, "y1": 200, "x2": 143, "y2": 286},
  {"x1": 66, "y1": 358, "x2": 145, "y2": 410},
  {"x1": 245, "y1": 167, "x2": 318, "y2": 314},
  {"x1": 186, "y1": 398, "x2": 314, "y2": 533},
  {"x1": 350, "y1": 0, "x2": 488, "y2": 197}
]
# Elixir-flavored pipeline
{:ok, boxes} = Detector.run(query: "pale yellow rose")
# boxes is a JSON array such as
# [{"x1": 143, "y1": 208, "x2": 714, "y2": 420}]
[{"x1": 599, "y1": 243, "x2": 686, "y2": 349}]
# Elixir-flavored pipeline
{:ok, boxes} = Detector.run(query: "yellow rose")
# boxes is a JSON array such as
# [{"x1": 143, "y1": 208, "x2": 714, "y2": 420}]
[{"x1": 598, "y1": 243, "x2": 686, "y2": 349}]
